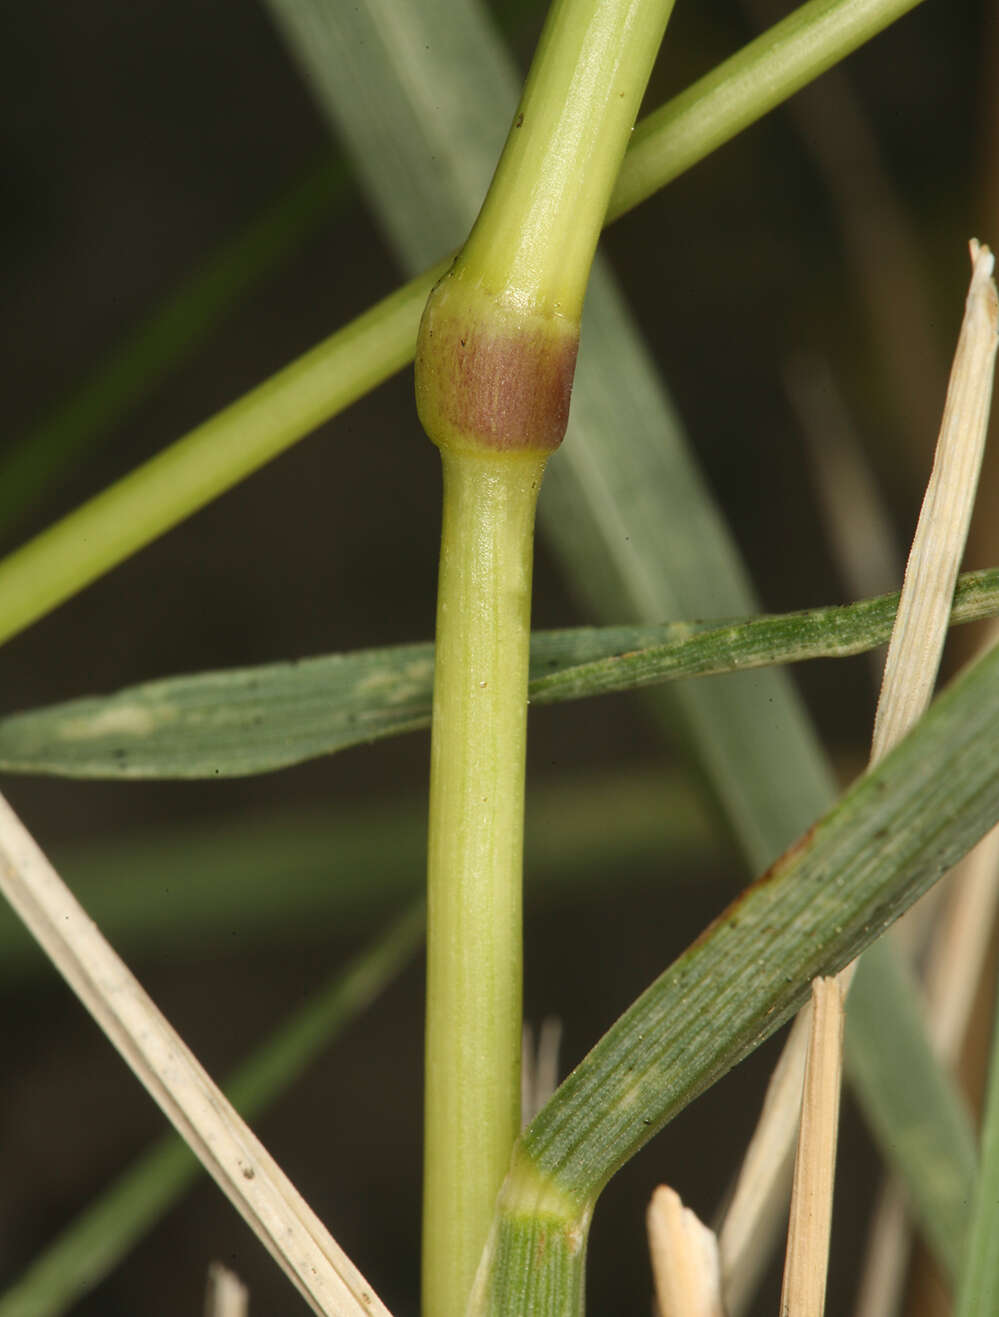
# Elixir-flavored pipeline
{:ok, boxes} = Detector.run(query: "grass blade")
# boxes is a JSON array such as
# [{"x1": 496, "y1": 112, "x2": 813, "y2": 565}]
[
  {"x1": 764, "y1": 237, "x2": 998, "y2": 1309},
  {"x1": 1, "y1": 569, "x2": 996, "y2": 780},
  {"x1": 0, "y1": 793, "x2": 393, "y2": 1317},
  {"x1": 954, "y1": 960, "x2": 999, "y2": 1317},
  {"x1": 647, "y1": 1186, "x2": 724, "y2": 1317},
  {"x1": 779, "y1": 977, "x2": 845, "y2": 1317},
  {"x1": 0, "y1": 907, "x2": 421, "y2": 1317},
  {"x1": 265, "y1": 0, "x2": 511, "y2": 268},
  {"x1": 869, "y1": 241, "x2": 998, "y2": 763},
  {"x1": 475, "y1": 633, "x2": 999, "y2": 1313},
  {"x1": 845, "y1": 944, "x2": 977, "y2": 1280}
]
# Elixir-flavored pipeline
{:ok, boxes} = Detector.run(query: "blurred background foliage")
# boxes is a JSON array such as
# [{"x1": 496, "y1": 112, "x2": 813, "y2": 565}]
[{"x1": 0, "y1": 0, "x2": 996, "y2": 1313}]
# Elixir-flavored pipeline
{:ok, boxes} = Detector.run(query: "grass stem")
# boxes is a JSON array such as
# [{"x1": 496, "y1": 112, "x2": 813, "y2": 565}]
[
  {"x1": 422, "y1": 450, "x2": 547, "y2": 1316},
  {"x1": 0, "y1": 0, "x2": 926, "y2": 650}
]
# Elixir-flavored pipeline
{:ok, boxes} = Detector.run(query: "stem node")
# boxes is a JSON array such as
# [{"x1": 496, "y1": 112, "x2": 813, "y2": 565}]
[{"x1": 416, "y1": 269, "x2": 579, "y2": 456}]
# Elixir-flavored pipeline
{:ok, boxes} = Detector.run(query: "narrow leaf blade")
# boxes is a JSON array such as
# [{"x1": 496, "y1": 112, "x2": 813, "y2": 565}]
[{"x1": 1, "y1": 570, "x2": 995, "y2": 779}]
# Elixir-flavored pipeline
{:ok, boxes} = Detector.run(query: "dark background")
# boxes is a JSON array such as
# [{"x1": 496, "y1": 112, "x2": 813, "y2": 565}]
[{"x1": 1, "y1": 1, "x2": 996, "y2": 1313}]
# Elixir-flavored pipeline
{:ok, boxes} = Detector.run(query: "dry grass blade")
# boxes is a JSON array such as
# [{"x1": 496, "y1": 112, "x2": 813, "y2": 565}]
[
  {"x1": 871, "y1": 239, "x2": 999, "y2": 761},
  {"x1": 648, "y1": 1186, "x2": 726, "y2": 1317},
  {"x1": 716, "y1": 1002, "x2": 810, "y2": 1313},
  {"x1": 792, "y1": 239, "x2": 998, "y2": 1313},
  {"x1": 793, "y1": 239, "x2": 998, "y2": 1313},
  {"x1": 0, "y1": 792, "x2": 391, "y2": 1317},
  {"x1": 721, "y1": 241, "x2": 999, "y2": 1315},
  {"x1": 778, "y1": 978, "x2": 845, "y2": 1317},
  {"x1": 205, "y1": 1263, "x2": 249, "y2": 1317},
  {"x1": 852, "y1": 278, "x2": 999, "y2": 1312},
  {"x1": 522, "y1": 1017, "x2": 563, "y2": 1128}
]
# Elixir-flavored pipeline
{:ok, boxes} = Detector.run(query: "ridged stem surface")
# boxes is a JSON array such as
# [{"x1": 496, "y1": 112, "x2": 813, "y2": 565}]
[{"x1": 423, "y1": 450, "x2": 546, "y2": 1317}]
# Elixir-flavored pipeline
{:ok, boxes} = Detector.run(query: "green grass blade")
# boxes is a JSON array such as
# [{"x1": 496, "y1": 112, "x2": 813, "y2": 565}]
[
  {"x1": 0, "y1": 768, "x2": 719, "y2": 980},
  {"x1": 528, "y1": 567, "x2": 999, "y2": 701},
  {"x1": 846, "y1": 943, "x2": 977, "y2": 1280},
  {"x1": 0, "y1": 907, "x2": 422, "y2": 1317},
  {"x1": 955, "y1": 954, "x2": 999, "y2": 1316},
  {"x1": 0, "y1": 568, "x2": 995, "y2": 779},
  {"x1": 543, "y1": 265, "x2": 837, "y2": 871},
  {"x1": 0, "y1": 156, "x2": 346, "y2": 540},
  {"x1": 476, "y1": 637, "x2": 999, "y2": 1312},
  {"x1": 265, "y1": 0, "x2": 512, "y2": 268}
]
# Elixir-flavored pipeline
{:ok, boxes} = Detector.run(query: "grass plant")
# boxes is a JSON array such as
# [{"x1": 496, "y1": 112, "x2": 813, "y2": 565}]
[{"x1": 1, "y1": 1, "x2": 998, "y2": 1315}]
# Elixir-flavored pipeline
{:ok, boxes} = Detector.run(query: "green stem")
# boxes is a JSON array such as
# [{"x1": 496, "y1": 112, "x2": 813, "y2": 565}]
[
  {"x1": 423, "y1": 449, "x2": 546, "y2": 1317},
  {"x1": 607, "y1": 0, "x2": 926, "y2": 222},
  {"x1": 0, "y1": 155, "x2": 345, "y2": 540},
  {"x1": 0, "y1": 0, "x2": 925, "y2": 649},
  {"x1": 456, "y1": 0, "x2": 677, "y2": 320},
  {"x1": 418, "y1": 0, "x2": 682, "y2": 1305},
  {"x1": 0, "y1": 262, "x2": 442, "y2": 648}
]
